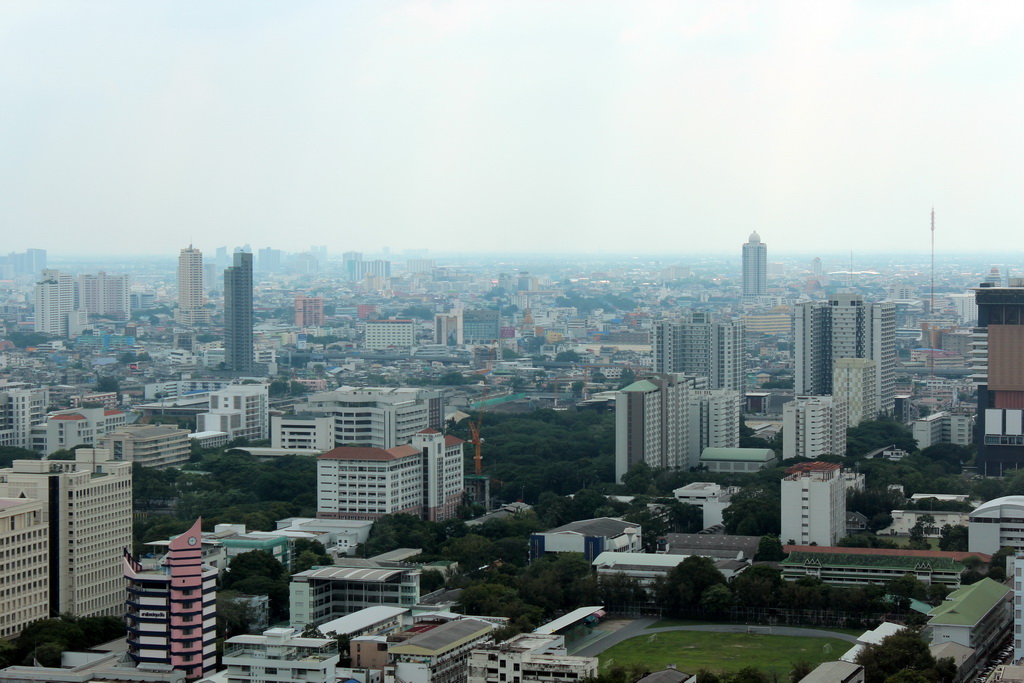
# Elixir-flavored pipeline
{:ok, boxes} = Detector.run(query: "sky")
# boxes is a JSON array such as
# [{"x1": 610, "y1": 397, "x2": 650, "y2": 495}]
[{"x1": 2, "y1": 1, "x2": 1023, "y2": 258}]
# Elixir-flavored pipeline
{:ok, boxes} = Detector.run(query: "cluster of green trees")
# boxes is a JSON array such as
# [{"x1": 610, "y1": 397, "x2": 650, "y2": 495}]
[
  {"x1": 133, "y1": 452, "x2": 318, "y2": 551},
  {"x1": 0, "y1": 615, "x2": 124, "y2": 668}
]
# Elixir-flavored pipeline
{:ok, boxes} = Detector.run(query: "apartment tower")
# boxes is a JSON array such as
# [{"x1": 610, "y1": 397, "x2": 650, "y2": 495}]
[
  {"x1": 741, "y1": 231, "x2": 768, "y2": 297},
  {"x1": 176, "y1": 246, "x2": 210, "y2": 326},
  {"x1": 224, "y1": 251, "x2": 254, "y2": 374}
]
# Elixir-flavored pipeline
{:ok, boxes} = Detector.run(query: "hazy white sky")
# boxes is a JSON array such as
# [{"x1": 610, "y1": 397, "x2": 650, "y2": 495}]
[{"x1": 2, "y1": 1, "x2": 1023, "y2": 257}]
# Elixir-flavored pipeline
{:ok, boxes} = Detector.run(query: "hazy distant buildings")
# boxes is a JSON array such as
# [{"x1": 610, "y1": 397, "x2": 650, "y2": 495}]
[
  {"x1": 176, "y1": 245, "x2": 211, "y2": 326},
  {"x1": 224, "y1": 251, "x2": 254, "y2": 374},
  {"x1": 434, "y1": 312, "x2": 463, "y2": 345},
  {"x1": 463, "y1": 309, "x2": 500, "y2": 343},
  {"x1": 365, "y1": 319, "x2": 415, "y2": 350},
  {"x1": 77, "y1": 272, "x2": 130, "y2": 320},
  {"x1": 794, "y1": 294, "x2": 896, "y2": 415},
  {"x1": 742, "y1": 231, "x2": 767, "y2": 297},
  {"x1": 652, "y1": 312, "x2": 745, "y2": 392}
]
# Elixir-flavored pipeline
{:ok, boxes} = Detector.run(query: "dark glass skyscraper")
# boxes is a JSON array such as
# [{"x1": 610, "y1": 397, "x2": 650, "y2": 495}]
[{"x1": 224, "y1": 251, "x2": 253, "y2": 374}]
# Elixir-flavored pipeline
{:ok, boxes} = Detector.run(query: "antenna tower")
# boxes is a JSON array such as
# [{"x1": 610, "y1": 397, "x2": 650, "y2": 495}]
[{"x1": 930, "y1": 208, "x2": 936, "y2": 381}]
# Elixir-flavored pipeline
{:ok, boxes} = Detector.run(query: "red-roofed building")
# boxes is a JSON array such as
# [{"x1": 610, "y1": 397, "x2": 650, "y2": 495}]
[
  {"x1": 317, "y1": 430, "x2": 464, "y2": 522},
  {"x1": 30, "y1": 406, "x2": 127, "y2": 455}
]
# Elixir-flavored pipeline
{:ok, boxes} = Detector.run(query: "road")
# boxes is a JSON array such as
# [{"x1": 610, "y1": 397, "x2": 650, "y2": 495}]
[{"x1": 572, "y1": 618, "x2": 860, "y2": 658}]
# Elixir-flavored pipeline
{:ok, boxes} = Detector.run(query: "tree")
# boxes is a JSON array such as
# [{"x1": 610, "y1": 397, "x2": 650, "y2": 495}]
[
  {"x1": 95, "y1": 376, "x2": 121, "y2": 393},
  {"x1": 789, "y1": 660, "x2": 813, "y2": 682},
  {"x1": 855, "y1": 628, "x2": 940, "y2": 683},
  {"x1": 662, "y1": 556, "x2": 727, "y2": 614},
  {"x1": 937, "y1": 524, "x2": 968, "y2": 552},
  {"x1": 555, "y1": 350, "x2": 582, "y2": 363},
  {"x1": 755, "y1": 534, "x2": 785, "y2": 561},
  {"x1": 699, "y1": 584, "x2": 733, "y2": 613}
]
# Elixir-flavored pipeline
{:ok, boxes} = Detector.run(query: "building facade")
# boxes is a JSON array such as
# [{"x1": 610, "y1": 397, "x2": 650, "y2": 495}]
[
  {"x1": 316, "y1": 430, "x2": 464, "y2": 522},
  {"x1": 832, "y1": 358, "x2": 879, "y2": 427},
  {"x1": 0, "y1": 449, "x2": 132, "y2": 617},
  {"x1": 289, "y1": 562, "x2": 421, "y2": 628},
  {"x1": 224, "y1": 251, "x2": 254, "y2": 374},
  {"x1": 780, "y1": 462, "x2": 846, "y2": 547},
  {"x1": 294, "y1": 295, "x2": 325, "y2": 327},
  {"x1": 0, "y1": 385, "x2": 48, "y2": 450},
  {"x1": 365, "y1": 319, "x2": 416, "y2": 351},
  {"x1": 29, "y1": 407, "x2": 128, "y2": 455},
  {"x1": 196, "y1": 384, "x2": 269, "y2": 443},
  {"x1": 782, "y1": 396, "x2": 848, "y2": 460},
  {"x1": 220, "y1": 627, "x2": 339, "y2": 682},
  {"x1": 652, "y1": 313, "x2": 746, "y2": 392},
  {"x1": 0, "y1": 497, "x2": 48, "y2": 639},
  {"x1": 33, "y1": 268, "x2": 77, "y2": 336},
  {"x1": 97, "y1": 424, "x2": 191, "y2": 468}
]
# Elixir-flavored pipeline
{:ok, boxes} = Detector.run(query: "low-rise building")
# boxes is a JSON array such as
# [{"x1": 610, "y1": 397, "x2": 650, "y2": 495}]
[
  {"x1": 929, "y1": 578, "x2": 1011, "y2": 663},
  {"x1": 912, "y1": 411, "x2": 975, "y2": 449},
  {"x1": 468, "y1": 633, "x2": 597, "y2": 683},
  {"x1": 698, "y1": 447, "x2": 776, "y2": 473},
  {"x1": 780, "y1": 545, "x2": 989, "y2": 588},
  {"x1": 219, "y1": 627, "x2": 340, "y2": 683},
  {"x1": 672, "y1": 482, "x2": 736, "y2": 528},
  {"x1": 385, "y1": 618, "x2": 494, "y2": 683},
  {"x1": 529, "y1": 518, "x2": 642, "y2": 562},
  {"x1": 317, "y1": 606, "x2": 408, "y2": 640},
  {"x1": 97, "y1": 424, "x2": 191, "y2": 468},
  {"x1": 30, "y1": 407, "x2": 127, "y2": 454},
  {"x1": 290, "y1": 561, "x2": 421, "y2": 629}
]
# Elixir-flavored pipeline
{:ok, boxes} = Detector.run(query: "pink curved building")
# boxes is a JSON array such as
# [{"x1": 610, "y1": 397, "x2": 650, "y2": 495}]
[{"x1": 123, "y1": 518, "x2": 217, "y2": 681}]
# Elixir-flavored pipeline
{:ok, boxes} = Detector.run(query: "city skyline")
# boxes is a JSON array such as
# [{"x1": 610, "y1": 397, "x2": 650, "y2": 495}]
[{"x1": 2, "y1": 2, "x2": 1024, "y2": 256}]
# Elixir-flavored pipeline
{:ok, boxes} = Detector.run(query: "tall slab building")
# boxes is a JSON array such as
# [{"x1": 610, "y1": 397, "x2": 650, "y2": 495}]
[
  {"x1": 973, "y1": 283, "x2": 1024, "y2": 474},
  {"x1": 176, "y1": 245, "x2": 210, "y2": 326},
  {"x1": 652, "y1": 312, "x2": 746, "y2": 393},
  {"x1": 224, "y1": 251, "x2": 254, "y2": 374},
  {"x1": 741, "y1": 231, "x2": 767, "y2": 297},
  {"x1": 794, "y1": 294, "x2": 896, "y2": 415}
]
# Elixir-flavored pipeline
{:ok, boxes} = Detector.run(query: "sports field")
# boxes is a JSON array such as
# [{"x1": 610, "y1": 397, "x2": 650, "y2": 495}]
[{"x1": 598, "y1": 630, "x2": 849, "y2": 678}]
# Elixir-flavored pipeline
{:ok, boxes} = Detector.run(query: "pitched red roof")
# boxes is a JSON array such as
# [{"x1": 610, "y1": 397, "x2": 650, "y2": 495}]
[
  {"x1": 444, "y1": 435, "x2": 465, "y2": 446},
  {"x1": 104, "y1": 410, "x2": 124, "y2": 416},
  {"x1": 52, "y1": 414, "x2": 85, "y2": 420},
  {"x1": 318, "y1": 444, "x2": 420, "y2": 461},
  {"x1": 418, "y1": 428, "x2": 440, "y2": 434}
]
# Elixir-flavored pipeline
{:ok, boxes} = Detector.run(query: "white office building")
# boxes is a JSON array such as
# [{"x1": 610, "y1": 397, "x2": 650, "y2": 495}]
[
  {"x1": 912, "y1": 411, "x2": 975, "y2": 449},
  {"x1": 783, "y1": 396, "x2": 848, "y2": 460},
  {"x1": 468, "y1": 633, "x2": 598, "y2": 683},
  {"x1": 220, "y1": 627, "x2": 340, "y2": 683},
  {"x1": 741, "y1": 231, "x2": 768, "y2": 297},
  {"x1": 365, "y1": 319, "x2": 416, "y2": 351},
  {"x1": 0, "y1": 497, "x2": 48, "y2": 639},
  {"x1": 780, "y1": 462, "x2": 846, "y2": 547},
  {"x1": 33, "y1": 268, "x2": 77, "y2": 336},
  {"x1": 0, "y1": 385, "x2": 48, "y2": 450},
  {"x1": 197, "y1": 384, "x2": 269, "y2": 442}
]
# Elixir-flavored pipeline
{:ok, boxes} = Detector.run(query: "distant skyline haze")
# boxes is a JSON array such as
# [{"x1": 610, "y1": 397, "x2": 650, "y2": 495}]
[{"x1": 2, "y1": 1, "x2": 1023, "y2": 256}]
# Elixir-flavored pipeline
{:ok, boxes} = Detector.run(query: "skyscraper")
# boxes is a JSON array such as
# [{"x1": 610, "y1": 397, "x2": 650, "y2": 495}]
[
  {"x1": 176, "y1": 245, "x2": 210, "y2": 326},
  {"x1": 973, "y1": 282, "x2": 1024, "y2": 474},
  {"x1": 794, "y1": 294, "x2": 896, "y2": 414},
  {"x1": 77, "y1": 272, "x2": 130, "y2": 320},
  {"x1": 741, "y1": 231, "x2": 767, "y2": 297},
  {"x1": 652, "y1": 313, "x2": 746, "y2": 392},
  {"x1": 224, "y1": 251, "x2": 254, "y2": 374}
]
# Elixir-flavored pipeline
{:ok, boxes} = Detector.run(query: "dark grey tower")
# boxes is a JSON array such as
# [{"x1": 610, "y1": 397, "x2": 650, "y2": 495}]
[{"x1": 224, "y1": 251, "x2": 253, "y2": 374}]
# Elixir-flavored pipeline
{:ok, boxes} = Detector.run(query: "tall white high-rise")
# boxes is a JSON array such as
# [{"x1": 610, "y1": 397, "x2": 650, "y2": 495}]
[
  {"x1": 742, "y1": 231, "x2": 767, "y2": 297},
  {"x1": 176, "y1": 245, "x2": 210, "y2": 326},
  {"x1": 794, "y1": 294, "x2": 896, "y2": 414},
  {"x1": 33, "y1": 269, "x2": 76, "y2": 336},
  {"x1": 615, "y1": 374, "x2": 740, "y2": 480},
  {"x1": 780, "y1": 462, "x2": 846, "y2": 546},
  {"x1": 652, "y1": 312, "x2": 746, "y2": 393}
]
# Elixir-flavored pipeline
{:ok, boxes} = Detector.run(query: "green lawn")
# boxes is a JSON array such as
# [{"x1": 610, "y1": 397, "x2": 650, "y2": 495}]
[
  {"x1": 599, "y1": 631, "x2": 849, "y2": 678},
  {"x1": 646, "y1": 619, "x2": 863, "y2": 636}
]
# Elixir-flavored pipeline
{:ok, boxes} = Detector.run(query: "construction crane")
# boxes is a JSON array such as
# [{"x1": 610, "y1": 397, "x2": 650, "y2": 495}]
[{"x1": 469, "y1": 379, "x2": 488, "y2": 476}]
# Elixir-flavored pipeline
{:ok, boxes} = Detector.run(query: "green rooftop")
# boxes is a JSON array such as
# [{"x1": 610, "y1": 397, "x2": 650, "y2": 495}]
[
  {"x1": 781, "y1": 551, "x2": 965, "y2": 572},
  {"x1": 928, "y1": 578, "x2": 1010, "y2": 626},
  {"x1": 619, "y1": 380, "x2": 659, "y2": 393},
  {"x1": 700, "y1": 447, "x2": 776, "y2": 462}
]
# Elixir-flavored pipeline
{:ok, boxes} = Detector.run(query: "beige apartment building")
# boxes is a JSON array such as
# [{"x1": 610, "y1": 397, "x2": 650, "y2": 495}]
[
  {"x1": 97, "y1": 424, "x2": 191, "y2": 468},
  {"x1": 0, "y1": 497, "x2": 49, "y2": 639},
  {"x1": 0, "y1": 449, "x2": 132, "y2": 617}
]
